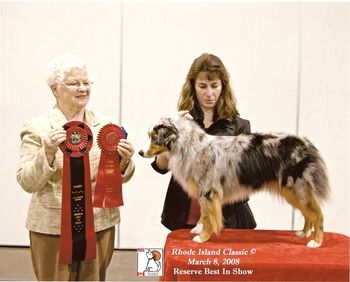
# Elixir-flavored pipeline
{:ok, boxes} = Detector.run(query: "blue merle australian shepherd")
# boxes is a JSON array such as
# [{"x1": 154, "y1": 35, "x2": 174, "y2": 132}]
[{"x1": 139, "y1": 117, "x2": 330, "y2": 248}]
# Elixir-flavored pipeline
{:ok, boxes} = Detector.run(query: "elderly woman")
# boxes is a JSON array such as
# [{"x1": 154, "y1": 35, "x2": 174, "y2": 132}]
[{"x1": 16, "y1": 53, "x2": 135, "y2": 280}]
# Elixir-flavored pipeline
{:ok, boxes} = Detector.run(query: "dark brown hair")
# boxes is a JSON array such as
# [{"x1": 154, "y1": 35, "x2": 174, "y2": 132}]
[{"x1": 177, "y1": 53, "x2": 239, "y2": 124}]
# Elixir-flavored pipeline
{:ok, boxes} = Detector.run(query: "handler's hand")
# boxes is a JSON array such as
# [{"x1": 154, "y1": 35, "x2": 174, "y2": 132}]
[{"x1": 178, "y1": 110, "x2": 193, "y2": 120}]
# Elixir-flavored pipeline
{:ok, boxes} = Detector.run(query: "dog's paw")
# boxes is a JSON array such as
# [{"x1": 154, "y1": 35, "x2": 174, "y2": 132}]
[
  {"x1": 296, "y1": 230, "x2": 312, "y2": 238},
  {"x1": 190, "y1": 223, "x2": 203, "y2": 234},
  {"x1": 192, "y1": 235, "x2": 203, "y2": 243},
  {"x1": 307, "y1": 240, "x2": 321, "y2": 248}
]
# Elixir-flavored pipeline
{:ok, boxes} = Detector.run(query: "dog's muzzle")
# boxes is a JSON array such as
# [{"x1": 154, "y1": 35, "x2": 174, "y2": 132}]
[{"x1": 138, "y1": 150, "x2": 145, "y2": 157}]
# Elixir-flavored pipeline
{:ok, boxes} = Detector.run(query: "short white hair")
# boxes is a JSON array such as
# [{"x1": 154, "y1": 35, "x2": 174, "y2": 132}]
[{"x1": 46, "y1": 53, "x2": 86, "y2": 86}]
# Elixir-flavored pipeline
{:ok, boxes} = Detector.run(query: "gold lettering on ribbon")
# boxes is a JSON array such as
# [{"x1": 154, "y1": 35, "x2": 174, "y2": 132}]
[{"x1": 72, "y1": 183, "x2": 84, "y2": 232}]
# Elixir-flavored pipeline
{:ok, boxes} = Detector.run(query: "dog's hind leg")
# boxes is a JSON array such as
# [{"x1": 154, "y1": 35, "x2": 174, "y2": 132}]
[
  {"x1": 303, "y1": 192, "x2": 324, "y2": 248},
  {"x1": 193, "y1": 189, "x2": 223, "y2": 243},
  {"x1": 281, "y1": 187, "x2": 324, "y2": 248}
]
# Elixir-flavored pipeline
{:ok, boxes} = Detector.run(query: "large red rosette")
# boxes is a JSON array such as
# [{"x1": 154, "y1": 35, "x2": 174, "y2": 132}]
[
  {"x1": 58, "y1": 121, "x2": 96, "y2": 264},
  {"x1": 93, "y1": 124, "x2": 127, "y2": 208}
]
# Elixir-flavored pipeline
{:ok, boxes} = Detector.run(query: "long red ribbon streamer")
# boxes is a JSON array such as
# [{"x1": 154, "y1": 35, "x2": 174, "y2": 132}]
[
  {"x1": 83, "y1": 154, "x2": 97, "y2": 261},
  {"x1": 94, "y1": 154, "x2": 123, "y2": 208},
  {"x1": 60, "y1": 154, "x2": 73, "y2": 264},
  {"x1": 94, "y1": 124, "x2": 126, "y2": 208},
  {"x1": 59, "y1": 121, "x2": 96, "y2": 264}
]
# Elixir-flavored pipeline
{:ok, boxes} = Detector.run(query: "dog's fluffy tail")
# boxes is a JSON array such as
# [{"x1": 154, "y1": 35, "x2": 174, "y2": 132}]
[{"x1": 304, "y1": 143, "x2": 331, "y2": 201}]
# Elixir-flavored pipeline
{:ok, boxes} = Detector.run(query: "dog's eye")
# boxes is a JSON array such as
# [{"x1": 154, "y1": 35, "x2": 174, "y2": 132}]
[{"x1": 151, "y1": 135, "x2": 157, "y2": 142}]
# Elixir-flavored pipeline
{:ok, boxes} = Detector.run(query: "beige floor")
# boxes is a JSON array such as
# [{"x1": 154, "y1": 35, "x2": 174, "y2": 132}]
[{"x1": 0, "y1": 247, "x2": 158, "y2": 281}]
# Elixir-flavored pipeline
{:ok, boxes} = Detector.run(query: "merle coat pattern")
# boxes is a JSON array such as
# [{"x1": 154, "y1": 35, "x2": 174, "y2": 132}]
[{"x1": 140, "y1": 117, "x2": 330, "y2": 248}]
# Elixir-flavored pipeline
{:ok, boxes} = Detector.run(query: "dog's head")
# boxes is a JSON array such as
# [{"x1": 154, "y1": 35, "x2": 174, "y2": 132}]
[{"x1": 139, "y1": 117, "x2": 178, "y2": 158}]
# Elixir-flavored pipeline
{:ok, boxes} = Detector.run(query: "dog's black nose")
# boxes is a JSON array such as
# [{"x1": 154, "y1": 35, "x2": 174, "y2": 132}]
[{"x1": 138, "y1": 150, "x2": 144, "y2": 157}]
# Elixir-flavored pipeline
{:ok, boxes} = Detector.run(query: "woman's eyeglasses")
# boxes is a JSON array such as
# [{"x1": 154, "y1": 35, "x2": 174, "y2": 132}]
[{"x1": 59, "y1": 81, "x2": 93, "y2": 88}]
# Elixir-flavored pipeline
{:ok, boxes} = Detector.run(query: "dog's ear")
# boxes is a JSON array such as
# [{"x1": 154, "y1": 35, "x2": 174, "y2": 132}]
[{"x1": 154, "y1": 118, "x2": 178, "y2": 150}]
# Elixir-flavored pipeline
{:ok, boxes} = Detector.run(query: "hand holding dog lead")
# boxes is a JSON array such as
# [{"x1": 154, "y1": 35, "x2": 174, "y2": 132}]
[{"x1": 155, "y1": 153, "x2": 170, "y2": 170}]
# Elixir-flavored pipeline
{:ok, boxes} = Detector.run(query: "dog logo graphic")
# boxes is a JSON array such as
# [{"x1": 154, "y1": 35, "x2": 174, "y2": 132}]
[{"x1": 137, "y1": 248, "x2": 163, "y2": 276}]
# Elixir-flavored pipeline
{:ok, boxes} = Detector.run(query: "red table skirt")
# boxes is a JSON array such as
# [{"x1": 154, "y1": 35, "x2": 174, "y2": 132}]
[{"x1": 161, "y1": 229, "x2": 349, "y2": 281}]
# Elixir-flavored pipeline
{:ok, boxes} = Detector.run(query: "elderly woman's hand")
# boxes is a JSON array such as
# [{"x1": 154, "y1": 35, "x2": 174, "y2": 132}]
[
  {"x1": 117, "y1": 139, "x2": 134, "y2": 173},
  {"x1": 43, "y1": 128, "x2": 67, "y2": 166}
]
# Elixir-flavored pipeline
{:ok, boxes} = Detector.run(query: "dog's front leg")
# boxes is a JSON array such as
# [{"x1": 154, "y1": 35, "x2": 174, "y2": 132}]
[
  {"x1": 193, "y1": 189, "x2": 223, "y2": 243},
  {"x1": 190, "y1": 222, "x2": 203, "y2": 234}
]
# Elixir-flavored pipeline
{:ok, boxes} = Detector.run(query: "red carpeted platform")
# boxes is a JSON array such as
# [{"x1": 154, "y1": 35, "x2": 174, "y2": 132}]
[{"x1": 161, "y1": 229, "x2": 349, "y2": 281}]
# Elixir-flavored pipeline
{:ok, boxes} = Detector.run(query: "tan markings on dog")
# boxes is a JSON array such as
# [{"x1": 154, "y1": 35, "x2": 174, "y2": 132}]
[
  {"x1": 198, "y1": 189, "x2": 223, "y2": 242},
  {"x1": 185, "y1": 178, "x2": 201, "y2": 198},
  {"x1": 281, "y1": 187, "x2": 324, "y2": 246},
  {"x1": 149, "y1": 131, "x2": 155, "y2": 139},
  {"x1": 145, "y1": 144, "x2": 168, "y2": 157}
]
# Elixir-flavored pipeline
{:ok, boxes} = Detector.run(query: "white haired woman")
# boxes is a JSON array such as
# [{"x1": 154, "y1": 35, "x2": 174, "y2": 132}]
[{"x1": 16, "y1": 53, "x2": 135, "y2": 280}]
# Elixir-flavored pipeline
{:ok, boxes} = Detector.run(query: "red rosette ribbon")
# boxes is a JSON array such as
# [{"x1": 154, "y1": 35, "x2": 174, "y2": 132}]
[
  {"x1": 93, "y1": 123, "x2": 127, "y2": 208},
  {"x1": 58, "y1": 121, "x2": 96, "y2": 264}
]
